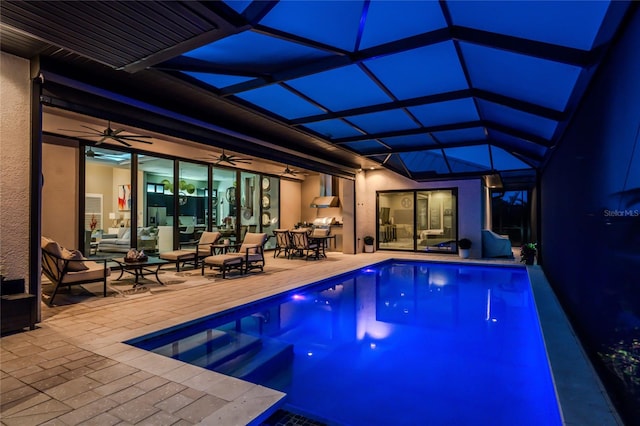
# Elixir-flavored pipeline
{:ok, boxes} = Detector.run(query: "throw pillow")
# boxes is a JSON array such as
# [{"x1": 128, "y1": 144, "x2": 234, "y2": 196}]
[{"x1": 62, "y1": 248, "x2": 88, "y2": 271}]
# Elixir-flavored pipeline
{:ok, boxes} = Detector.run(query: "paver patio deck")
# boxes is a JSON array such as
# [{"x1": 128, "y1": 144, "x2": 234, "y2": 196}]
[{"x1": 1, "y1": 252, "x2": 619, "y2": 425}]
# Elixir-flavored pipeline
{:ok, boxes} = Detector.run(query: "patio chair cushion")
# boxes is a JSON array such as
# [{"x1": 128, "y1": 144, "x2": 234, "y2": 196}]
[
  {"x1": 159, "y1": 250, "x2": 196, "y2": 262},
  {"x1": 203, "y1": 254, "x2": 244, "y2": 267},
  {"x1": 60, "y1": 261, "x2": 111, "y2": 284}
]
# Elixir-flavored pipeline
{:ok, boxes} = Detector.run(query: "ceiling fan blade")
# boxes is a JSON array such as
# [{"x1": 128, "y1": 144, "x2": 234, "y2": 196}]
[
  {"x1": 118, "y1": 134, "x2": 153, "y2": 139},
  {"x1": 114, "y1": 138, "x2": 132, "y2": 147},
  {"x1": 120, "y1": 137, "x2": 152, "y2": 144},
  {"x1": 80, "y1": 125, "x2": 104, "y2": 133},
  {"x1": 58, "y1": 128, "x2": 97, "y2": 134}
]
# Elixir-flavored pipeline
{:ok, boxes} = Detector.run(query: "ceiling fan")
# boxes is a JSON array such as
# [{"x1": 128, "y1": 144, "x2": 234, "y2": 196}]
[
  {"x1": 59, "y1": 121, "x2": 153, "y2": 147},
  {"x1": 201, "y1": 150, "x2": 252, "y2": 166},
  {"x1": 280, "y1": 165, "x2": 307, "y2": 176},
  {"x1": 85, "y1": 147, "x2": 103, "y2": 158}
]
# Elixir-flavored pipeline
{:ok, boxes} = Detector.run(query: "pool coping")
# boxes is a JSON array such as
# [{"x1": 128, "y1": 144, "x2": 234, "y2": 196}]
[{"x1": 527, "y1": 266, "x2": 623, "y2": 426}]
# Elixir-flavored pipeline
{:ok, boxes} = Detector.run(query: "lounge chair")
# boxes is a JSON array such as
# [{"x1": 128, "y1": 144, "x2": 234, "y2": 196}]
[
  {"x1": 201, "y1": 232, "x2": 268, "y2": 278},
  {"x1": 160, "y1": 231, "x2": 222, "y2": 270},
  {"x1": 41, "y1": 236, "x2": 111, "y2": 306}
]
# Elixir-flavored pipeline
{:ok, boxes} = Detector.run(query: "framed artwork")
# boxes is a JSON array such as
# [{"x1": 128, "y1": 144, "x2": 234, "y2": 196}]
[{"x1": 118, "y1": 184, "x2": 131, "y2": 211}]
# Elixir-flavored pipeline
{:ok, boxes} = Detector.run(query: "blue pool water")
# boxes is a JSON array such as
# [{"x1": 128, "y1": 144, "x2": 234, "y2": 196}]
[{"x1": 127, "y1": 261, "x2": 561, "y2": 425}]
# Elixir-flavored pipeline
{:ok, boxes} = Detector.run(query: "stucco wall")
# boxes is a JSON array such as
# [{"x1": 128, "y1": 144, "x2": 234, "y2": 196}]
[
  {"x1": 0, "y1": 52, "x2": 31, "y2": 284},
  {"x1": 280, "y1": 179, "x2": 301, "y2": 230},
  {"x1": 42, "y1": 142, "x2": 78, "y2": 248}
]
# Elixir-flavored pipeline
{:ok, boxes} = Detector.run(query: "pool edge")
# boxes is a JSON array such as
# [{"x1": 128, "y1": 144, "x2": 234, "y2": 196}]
[{"x1": 527, "y1": 266, "x2": 624, "y2": 426}]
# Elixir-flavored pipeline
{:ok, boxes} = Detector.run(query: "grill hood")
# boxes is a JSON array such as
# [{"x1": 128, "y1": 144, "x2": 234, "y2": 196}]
[{"x1": 310, "y1": 196, "x2": 340, "y2": 208}]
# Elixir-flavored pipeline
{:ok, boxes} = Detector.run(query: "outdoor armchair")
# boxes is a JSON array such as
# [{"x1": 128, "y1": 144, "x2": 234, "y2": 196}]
[{"x1": 201, "y1": 232, "x2": 268, "y2": 278}]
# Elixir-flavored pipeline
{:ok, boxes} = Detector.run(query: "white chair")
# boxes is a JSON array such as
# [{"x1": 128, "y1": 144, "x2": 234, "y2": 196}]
[{"x1": 482, "y1": 230, "x2": 513, "y2": 258}]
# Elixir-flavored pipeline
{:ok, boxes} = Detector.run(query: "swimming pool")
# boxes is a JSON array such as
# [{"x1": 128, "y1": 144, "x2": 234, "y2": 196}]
[{"x1": 127, "y1": 260, "x2": 562, "y2": 425}]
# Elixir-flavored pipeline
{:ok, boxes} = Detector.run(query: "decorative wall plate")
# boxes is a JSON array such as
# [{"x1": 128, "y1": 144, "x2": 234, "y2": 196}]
[
  {"x1": 262, "y1": 212, "x2": 271, "y2": 226},
  {"x1": 226, "y1": 187, "x2": 235, "y2": 203},
  {"x1": 262, "y1": 177, "x2": 270, "y2": 191},
  {"x1": 262, "y1": 194, "x2": 270, "y2": 209}
]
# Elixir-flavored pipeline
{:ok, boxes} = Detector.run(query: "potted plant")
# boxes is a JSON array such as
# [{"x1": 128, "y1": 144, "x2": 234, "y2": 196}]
[
  {"x1": 363, "y1": 236, "x2": 375, "y2": 253},
  {"x1": 520, "y1": 242, "x2": 537, "y2": 265},
  {"x1": 458, "y1": 238, "x2": 472, "y2": 259}
]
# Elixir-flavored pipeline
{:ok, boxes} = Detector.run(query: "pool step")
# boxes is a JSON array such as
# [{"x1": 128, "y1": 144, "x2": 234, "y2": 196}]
[
  {"x1": 151, "y1": 329, "x2": 230, "y2": 360},
  {"x1": 214, "y1": 337, "x2": 294, "y2": 383},
  {"x1": 190, "y1": 331, "x2": 262, "y2": 369}
]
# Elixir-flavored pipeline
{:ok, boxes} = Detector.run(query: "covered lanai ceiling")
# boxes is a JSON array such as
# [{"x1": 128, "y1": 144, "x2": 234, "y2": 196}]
[{"x1": 1, "y1": 1, "x2": 635, "y2": 185}]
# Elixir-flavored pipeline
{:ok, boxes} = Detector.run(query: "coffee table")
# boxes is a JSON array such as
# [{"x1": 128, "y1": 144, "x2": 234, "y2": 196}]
[{"x1": 111, "y1": 256, "x2": 169, "y2": 287}]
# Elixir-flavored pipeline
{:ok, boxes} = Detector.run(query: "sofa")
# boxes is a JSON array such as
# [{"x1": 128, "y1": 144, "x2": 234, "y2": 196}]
[{"x1": 97, "y1": 227, "x2": 159, "y2": 253}]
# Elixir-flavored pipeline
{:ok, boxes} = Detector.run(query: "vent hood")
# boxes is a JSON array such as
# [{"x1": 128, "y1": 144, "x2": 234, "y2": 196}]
[
  {"x1": 311, "y1": 174, "x2": 340, "y2": 208},
  {"x1": 310, "y1": 196, "x2": 340, "y2": 208}
]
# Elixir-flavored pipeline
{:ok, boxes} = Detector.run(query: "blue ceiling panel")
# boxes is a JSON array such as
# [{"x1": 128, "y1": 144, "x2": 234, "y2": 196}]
[
  {"x1": 477, "y1": 100, "x2": 558, "y2": 140},
  {"x1": 223, "y1": 1, "x2": 251, "y2": 15},
  {"x1": 490, "y1": 146, "x2": 532, "y2": 171},
  {"x1": 302, "y1": 119, "x2": 363, "y2": 139},
  {"x1": 260, "y1": 1, "x2": 364, "y2": 51},
  {"x1": 343, "y1": 140, "x2": 389, "y2": 155},
  {"x1": 461, "y1": 42, "x2": 582, "y2": 111},
  {"x1": 400, "y1": 151, "x2": 450, "y2": 174},
  {"x1": 432, "y1": 127, "x2": 486, "y2": 144},
  {"x1": 490, "y1": 130, "x2": 547, "y2": 162},
  {"x1": 409, "y1": 98, "x2": 479, "y2": 127},
  {"x1": 365, "y1": 41, "x2": 468, "y2": 100},
  {"x1": 448, "y1": 1, "x2": 611, "y2": 50},
  {"x1": 381, "y1": 134, "x2": 437, "y2": 150},
  {"x1": 154, "y1": 0, "x2": 627, "y2": 183},
  {"x1": 184, "y1": 31, "x2": 332, "y2": 73},
  {"x1": 235, "y1": 85, "x2": 324, "y2": 120},
  {"x1": 444, "y1": 146, "x2": 492, "y2": 172},
  {"x1": 184, "y1": 72, "x2": 253, "y2": 89},
  {"x1": 287, "y1": 65, "x2": 392, "y2": 111},
  {"x1": 347, "y1": 109, "x2": 419, "y2": 134},
  {"x1": 359, "y1": 1, "x2": 447, "y2": 49}
]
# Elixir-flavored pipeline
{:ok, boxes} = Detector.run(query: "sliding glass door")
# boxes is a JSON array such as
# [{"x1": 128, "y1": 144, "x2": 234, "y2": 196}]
[
  {"x1": 416, "y1": 189, "x2": 457, "y2": 253},
  {"x1": 84, "y1": 146, "x2": 131, "y2": 255},
  {"x1": 378, "y1": 191, "x2": 415, "y2": 250},
  {"x1": 378, "y1": 188, "x2": 457, "y2": 253}
]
